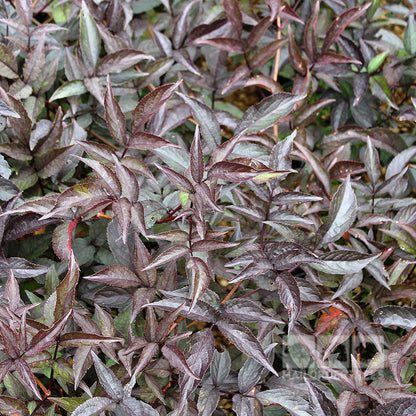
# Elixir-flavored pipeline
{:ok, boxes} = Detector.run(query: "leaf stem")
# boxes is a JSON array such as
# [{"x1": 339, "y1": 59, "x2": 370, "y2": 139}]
[{"x1": 221, "y1": 281, "x2": 242, "y2": 304}]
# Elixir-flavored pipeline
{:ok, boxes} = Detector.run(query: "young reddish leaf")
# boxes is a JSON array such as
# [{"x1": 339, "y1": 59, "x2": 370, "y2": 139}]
[
  {"x1": 131, "y1": 81, "x2": 182, "y2": 133},
  {"x1": 128, "y1": 131, "x2": 178, "y2": 151},
  {"x1": 84, "y1": 265, "x2": 141, "y2": 288},
  {"x1": 222, "y1": 0, "x2": 242, "y2": 38},
  {"x1": 275, "y1": 271, "x2": 301, "y2": 333},
  {"x1": 105, "y1": 76, "x2": 127, "y2": 146},
  {"x1": 317, "y1": 176, "x2": 357, "y2": 246},
  {"x1": 25, "y1": 311, "x2": 72, "y2": 357},
  {"x1": 322, "y1": 3, "x2": 371, "y2": 53},
  {"x1": 177, "y1": 92, "x2": 221, "y2": 152},
  {"x1": 97, "y1": 49, "x2": 153, "y2": 75},
  {"x1": 162, "y1": 343, "x2": 199, "y2": 379},
  {"x1": 155, "y1": 162, "x2": 194, "y2": 193},
  {"x1": 217, "y1": 320, "x2": 278, "y2": 376},
  {"x1": 142, "y1": 245, "x2": 190, "y2": 271},
  {"x1": 197, "y1": 37, "x2": 244, "y2": 53}
]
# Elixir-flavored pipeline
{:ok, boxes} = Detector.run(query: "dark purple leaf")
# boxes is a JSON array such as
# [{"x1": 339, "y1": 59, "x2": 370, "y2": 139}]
[
  {"x1": 288, "y1": 25, "x2": 306, "y2": 75},
  {"x1": 72, "y1": 397, "x2": 114, "y2": 416},
  {"x1": 172, "y1": 1, "x2": 197, "y2": 49},
  {"x1": 131, "y1": 81, "x2": 181, "y2": 133},
  {"x1": 80, "y1": 1, "x2": 100, "y2": 72},
  {"x1": 197, "y1": 37, "x2": 244, "y2": 53},
  {"x1": 191, "y1": 239, "x2": 238, "y2": 252},
  {"x1": 76, "y1": 140, "x2": 116, "y2": 164},
  {"x1": 323, "y1": 318, "x2": 355, "y2": 360},
  {"x1": 236, "y1": 92, "x2": 304, "y2": 135},
  {"x1": 97, "y1": 49, "x2": 153, "y2": 75},
  {"x1": 128, "y1": 131, "x2": 178, "y2": 151},
  {"x1": 114, "y1": 157, "x2": 140, "y2": 203},
  {"x1": 178, "y1": 329, "x2": 215, "y2": 413},
  {"x1": 112, "y1": 198, "x2": 132, "y2": 244},
  {"x1": 85, "y1": 265, "x2": 141, "y2": 288},
  {"x1": 386, "y1": 146, "x2": 416, "y2": 181},
  {"x1": 162, "y1": 343, "x2": 199, "y2": 379},
  {"x1": 315, "y1": 52, "x2": 361, "y2": 66},
  {"x1": 232, "y1": 395, "x2": 256, "y2": 416},
  {"x1": 281, "y1": 2, "x2": 304, "y2": 24},
  {"x1": 25, "y1": 311, "x2": 72, "y2": 357},
  {"x1": 0, "y1": 257, "x2": 49, "y2": 279},
  {"x1": 217, "y1": 320, "x2": 277, "y2": 376},
  {"x1": 91, "y1": 352, "x2": 123, "y2": 401},
  {"x1": 229, "y1": 259, "x2": 273, "y2": 284},
  {"x1": 369, "y1": 398, "x2": 416, "y2": 416},
  {"x1": 305, "y1": 377, "x2": 337, "y2": 416},
  {"x1": 22, "y1": 34, "x2": 45, "y2": 84},
  {"x1": 224, "y1": 298, "x2": 282, "y2": 324},
  {"x1": 275, "y1": 271, "x2": 301, "y2": 333},
  {"x1": 208, "y1": 161, "x2": 265, "y2": 182},
  {"x1": 133, "y1": 234, "x2": 157, "y2": 287},
  {"x1": 0, "y1": 320, "x2": 19, "y2": 359},
  {"x1": 119, "y1": 397, "x2": 159, "y2": 416},
  {"x1": 34, "y1": 145, "x2": 74, "y2": 179},
  {"x1": 374, "y1": 306, "x2": 416, "y2": 330},
  {"x1": 222, "y1": 0, "x2": 242, "y2": 38},
  {"x1": 317, "y1": 176, "x2": 357, "y2": 246},
  {"x1": 304, "y1": 0, "x2": 319, "y2": 61},
  {"x1": 256, "y1": 388, "x2": 312, "y2": 415},
  {"x1": 15, "y1": 358, "x2": 41, "y2": 400},
  {"x1": 190, "y1": 126, "x2": 204, "y2": 183},
  {"x1": 329, "y1": 160, "x2": 365, "y2": 180},
  {"x1": 143, "y1": 245, "x2": 190, "y2": 271},
  {"x1": 177, "y1": 92, "x2": 221, "y2": 152},
  {"x1": 59, "y1": 332, "x2": 122, "y2": 348},
  {"x1": 353, "y1": 72, "x2": 369, "y2": 106},
  {"x1": 155, "y1": 163, "x2": 194, "y2": 193},
  {"x1": 104, "y1": 76, "x2": 127, "y2": 146},
  {"x1": 186, "y1": 257, "x2": 212, "y2": 310},
  {"x1": 322, "y1": 3, "x2": 371, "y2": 53},
  {"x1": 226, "y1": 205, "x2": 265, "y2": 221},
  {"x1": 245, "y1": 17, "x2": 272, "y2": 52}
]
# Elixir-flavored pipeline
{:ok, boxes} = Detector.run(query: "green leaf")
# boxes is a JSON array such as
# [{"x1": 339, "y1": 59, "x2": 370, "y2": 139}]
[
  {"x1": 80, "y1": 0, "x2": 100, "y2": 71},
  {"x1": 404, "y1": 14, "x2": 416, "y2": 55},
  {"x1": 368, "y1": 51, "x2": 388, "y2": 74},
  {"x1": 50, "y1": 80, "x2": 87, "y2": 101},
  {"x1": 49, "y1": 397, "x2": 86, "y2": 413}
]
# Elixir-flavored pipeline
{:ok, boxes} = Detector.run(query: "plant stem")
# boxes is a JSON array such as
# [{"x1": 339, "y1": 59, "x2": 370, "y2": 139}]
[{"x1": 273, "y1": 16, "x2": 282, "y2": 138}]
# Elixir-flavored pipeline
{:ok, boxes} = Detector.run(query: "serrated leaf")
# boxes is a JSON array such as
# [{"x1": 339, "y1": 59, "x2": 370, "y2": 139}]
[
  {"x1": 155, "y1": 163, "x2": 194, "y2": 193},
  {"x1": 80, "y1": 1, "x2": 100, "y2": 71},
  {"x1": 23, "y1": 34, "x2": 45, "y2": 84},
  {"x1": 97, "y1": 49, "x2": 153, "y2": 75},
  {"x1": 369, "y1": 398, "x2": 416, "y2": 416},
  {"x1": 143, "y1": 245, "x2": 190, "y2": 271},
  {"x1": 305, "y1": 377, "x2": 337, "y2": 416},
  {"x1": 0, "y1": 257, "x2": 50, "y2": 279},
  {"x1": 128, "y1": 131, "x2": 178, "y2": 150},
  {"x1": 317, "y1": 176, "x2": 357, "y2": 246},
  {"x1": 162, "y1": 343, "x2": 199, "y2": 379},
  {"x1": 85, "y1": 265, "x2": 141, "y2": 288},
  {"x1": 236, "y1": 93, "x2": 304, "y2": 135}
]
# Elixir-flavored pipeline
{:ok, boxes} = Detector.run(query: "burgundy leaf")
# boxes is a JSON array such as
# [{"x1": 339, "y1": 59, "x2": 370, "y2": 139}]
[
  {"x1": 304, "y1": 0, "x2": 319, "y2": 61},
  {"x1": 131, "y1": 81, "x2": 181, "y2": 133},
  {"x1": 229, "y1": 259, "x2": 273, "y2": 284},
  {"x1": 288, "y1": 25, "x2": 306, "y2": 75},
  {"x1": 245, "y1": 17, "x2": 272, "y2": 52},
  {"x1": 197, "y1": 37, "x2": 244, "y2": 53},
  {"x1": 275, "y1": 271, "x2": 301, "y2": 333},
  {"x1": 59, "y1": 332, "x2": 122, "y2": 348},
  {"x1": 223, "y1": 298, "x2": 283, "y2": 324},
  {"x1": 155, "y1": 163, "x2": 194, "y2": 193},
  {"x1": 217, "y1": 320, "x2": 277, "y2": 376},
  {"x1": 186, "y1": 18, "x2": 228, "y2": 45},
  {"x1": 172, "y1": 0, "x2": 197, "y2": 49},
  {"x1": 25, "y1": 311, "x2": 72, "y2": 357},
  {"x1": 315, "y1": 52, "x2": 361, "y2": 66},
  {"x1": 128, "y1": 131, "x2": 178, "y2": 151},
  {"x1": 22, "y1": 34, "x2": 45, "y2": 84},
  {"x1": 114, "y1": 157, "x2": 140, "y2": 203},
  {"x1": 97, "y1": 49, "x2": 153, "y2": 75},
  {"x1": 336, "y1": 390, "x2": 358, "y2": 416},
  {"x1": 76, "y1": 140, "x2": 117, "y2": 164},
  {"x1": 222, "y1": 0, "x2": 242, "y2": 38},
  {"x1": 72, "y1": 397, "x2": 114, "y2": 416},
  {"x1": 322, "y1": 3, "x2": 371, "y2": 53},
  {"x1": 256, "y1": 387, "x2": 311, "y2": 414},
  {"x1": 134, "y1": 342, "x2": 159, "y2": 374},
  {"x1": 190, "y1": 125, "x2": 204, "y2": 183},
  {"x1": 374, "y1": 306, "x2": 416, "y2": 330},
  {"x1": 191, "y1": 239, "x2": 238, "y2": 252},
  {"x1": 15, "y1": 358, "x2": 41, "y2": 400},
  {"x1": 369, "y1": 398, "x2": 416, "y2": 416},
  {"x1": 104, "y1": 75, "x2": 127, "y2": 146},
  {"x1": 134, "y1": 234, "x2": 157, "y2": 287},
  {"x1": 112, "y1": 197, "x2": 132, "y2": 244},
  {"x1": 84, "y1": 265, "x2": 141, "y2": 288},
  {"x1": 323, "y1": 318, "x2": 355, "y2": 360},
  {"x1": 162, "y1": 343, "x2": 199, "y2": 379},
  {"x1": 329, "y1": 160, "x2": 365, "y2": 180},
  {"x1": 142, "y1": 245, "x2": 190, "y2": 271},
  {"x1": 186, "y1": 257, "x2": 212, "y2": 310},
  {"x1": 0, "y1": 320, "x2": 19, "y2": 359},
  {"x1": 305, "y1": 377, "x2": 338, "y2": 416}
]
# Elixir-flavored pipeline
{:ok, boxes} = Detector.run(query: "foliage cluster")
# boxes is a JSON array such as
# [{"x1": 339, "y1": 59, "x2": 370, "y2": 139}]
[{"x1": 1, "y1": 0, "x2": 416, "y2": 415}]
